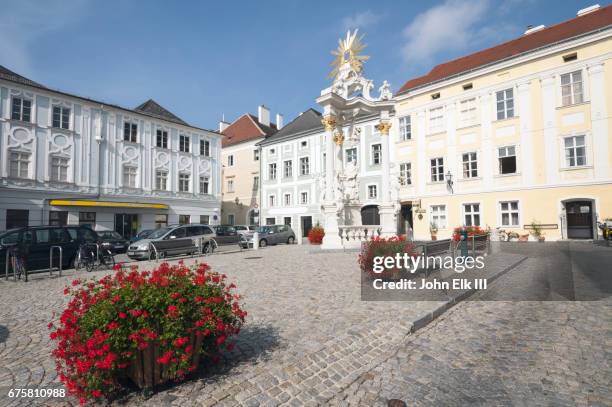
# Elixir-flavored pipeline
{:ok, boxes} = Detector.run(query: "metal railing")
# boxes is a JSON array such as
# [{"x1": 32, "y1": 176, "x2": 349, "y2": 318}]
[{"x1": 49, "y1": 246, "x2": 63, "y2": 277}]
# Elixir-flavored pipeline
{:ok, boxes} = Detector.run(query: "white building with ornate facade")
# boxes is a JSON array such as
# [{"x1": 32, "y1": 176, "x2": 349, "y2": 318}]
[{"x1": 0, "y1": 65, "x2": 222, "y2": 237}]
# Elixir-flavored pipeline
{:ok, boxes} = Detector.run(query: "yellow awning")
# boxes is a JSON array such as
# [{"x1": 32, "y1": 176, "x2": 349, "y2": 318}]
[{"x1": 48, "y1": 200, "x2": 169, "y2": 210}]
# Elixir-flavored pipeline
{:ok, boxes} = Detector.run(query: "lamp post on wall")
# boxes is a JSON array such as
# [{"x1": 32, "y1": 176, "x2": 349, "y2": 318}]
[{"x1": 446, "y1": 171, "x2": 454, "y2": 194}]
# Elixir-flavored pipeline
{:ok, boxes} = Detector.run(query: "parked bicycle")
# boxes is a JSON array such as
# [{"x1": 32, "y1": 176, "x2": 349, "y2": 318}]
[
  {"x1": 7, "y1": 245, "x2": 27, "y2": 281},
  {"x1": 75, "y1": 243, "x2": 115, "y2": 272}
]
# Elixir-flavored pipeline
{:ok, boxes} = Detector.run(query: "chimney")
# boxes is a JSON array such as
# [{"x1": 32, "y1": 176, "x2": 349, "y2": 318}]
[
  {"x1": 219, "y1": 120, "x2": 230, "y2": 133},
  {"x1": 577, "y1": 4, "x2": 600, "y2": 16},
  {"x1": 524, "y1": 24, "x2": 545, "y2": 35},
  {"x1": 276, "y1": 113, "x2": 284, "y2": 130},
  {"x1": 258, "y1": 105, "x2": 270, "y2": 127}
]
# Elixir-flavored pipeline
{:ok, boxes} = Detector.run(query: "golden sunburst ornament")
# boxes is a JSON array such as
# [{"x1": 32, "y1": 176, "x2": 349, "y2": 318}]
[{"x1": 329, "y1": 29, "x2": 369, "y2": 79}]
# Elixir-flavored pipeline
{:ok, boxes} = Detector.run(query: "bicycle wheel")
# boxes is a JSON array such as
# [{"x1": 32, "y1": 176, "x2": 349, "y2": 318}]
[{"x1": 100, "y1": 249, "x2": 115, "y2": 269}]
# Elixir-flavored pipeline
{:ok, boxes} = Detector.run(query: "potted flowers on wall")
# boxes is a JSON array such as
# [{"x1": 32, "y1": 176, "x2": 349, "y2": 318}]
[
  {"x1": 49, "y1": 262, "x2": 246, "y2": 404},
  {"x1": 429, "y1": 222, "x2": 438, "y2": 241},
  {"x1": 307, "y1": 223, "x2": 325, "y2": 244},
  {"x1": 530, "y1": 220, "x2": 545, "y2": 242}
]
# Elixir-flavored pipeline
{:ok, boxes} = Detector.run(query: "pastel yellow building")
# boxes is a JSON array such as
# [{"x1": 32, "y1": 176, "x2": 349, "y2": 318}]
[{"x1": 393, "y1": 4, "x2": 612, "y2": 241}]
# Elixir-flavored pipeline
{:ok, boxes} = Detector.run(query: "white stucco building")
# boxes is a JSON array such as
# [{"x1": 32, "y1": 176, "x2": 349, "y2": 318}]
[{"x1": 0, "y1": 65, "x2": 222, "y2": 237}]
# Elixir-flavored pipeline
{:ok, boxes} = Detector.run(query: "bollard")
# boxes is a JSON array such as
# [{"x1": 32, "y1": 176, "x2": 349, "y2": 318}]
[
  {"x1": 253, "y1": 232, "x2": 259, "y2": 250},
  {"x1": 460, "y1": 227, "x2": 468, "y2": 257}
]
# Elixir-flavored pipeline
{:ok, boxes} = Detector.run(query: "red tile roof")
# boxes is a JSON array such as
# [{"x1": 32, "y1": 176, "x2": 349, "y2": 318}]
[
  {"x1": 397, "y1": 4, "x2": 612, "y2": 95},
  {"x1": 222, "y1": 114, "x2": 277, "y2": 147}
]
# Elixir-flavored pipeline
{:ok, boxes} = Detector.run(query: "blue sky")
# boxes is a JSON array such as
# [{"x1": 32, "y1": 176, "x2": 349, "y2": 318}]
[{"x1": 0, "y1": 0, "x2": 601, "y2": 130}]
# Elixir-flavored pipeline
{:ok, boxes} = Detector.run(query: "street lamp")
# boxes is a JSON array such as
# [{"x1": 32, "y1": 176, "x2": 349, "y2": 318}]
[{"x1": 446, "y1": 171, "x2": 453, "y2": 193}]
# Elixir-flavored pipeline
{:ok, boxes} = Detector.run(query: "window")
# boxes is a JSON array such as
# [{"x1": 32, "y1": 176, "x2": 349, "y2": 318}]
[
  {"x1": 155, "y1": 170, "x2": 168, "y2": 190},
  {"x1": 463, "y1": 203, "x2": 481, "y2": 227},
  {"x1": 563, "y1": 53, "x2": 577, "y2": 63},
  {"x1": 368, "y1": 185, "x2": 378, "y2": 199},
  {"x1": 399, "y1": 116, "x2": 411, "y2": 141},
  {"x1": 284, "y1": 217, "x2": 292, "y2": 226},
  {"x1": 284, "y1": 193, "x2": 291, "y2": 206},
  {"x1": 300, "y1": 157, "x2": 309, "y2": 175},
  {"x1": 49, "y1": 211, "x2": 68, "y2": 226},
  {"x1": 122, "y1": 166, "x2": 137, "y2": 187},
  {"x1": 431, "y1": 92, "x2": 440, "y2": 100},
  {"x1": 498, "y1": 146, "x2": 517, "y2": 174},
  {"x1": 429, "y1": 107, "x2": 444, "y2": 133},
  {"x1": 269, "y1": 195, "x2": 276, "y2": 207},
  {"x1": 284, "y1": 160, "x2": 292, "y2": 178},
  {"x1": 266, "y1": 217, "x2": 275, "y2": 225},
  {"x1": 564, "y1": 135, "x2": 586, "y2": 167},
  {"x1": 500, "y1": 201, "x2": 520, "y2": 227},
  {"x1": 345, "y1": 148, "x2": 357, "y2": 164},
  {"x1": 52, "y1": 106, "x2": 70, "y2": 129},
  {"x1": 228, "y1": 214, "x2": 235, "y2": 225},
  {"x1": 199, "y1": 215, "x2": 209, "y2": 225},
  {"x1": 430, "y1": 157, "x2": 444, "y2": 182},
  {"x1": 371, "y1": 144, "x2": 381, "y2": 165},
  {"x1": 123, "y1": 122, "x2": 137, "y2": 143},
  {"x1": 227, "y1": 155, "x2": 234, "y2": 167},
  {"x1": 496, "y1": 89, "x2": 514, "y2": 120},
  {"x1": 462, "y1": 152, "x2": 478, "y2": 178},
  {"x1": 200, "y1": 176, "x2": 209, "y2": 194},
  {"x1": 227, "y1": 179, "x2": 234, "y2": 192},
  {"x1": 179, "y1": 135, "x2": 190, "y2": 152},
  {"x1": 399, "y1": 163, "x2": 411, "y2": 186},
  {"x1": 178, "y1": 173, "x2": 190, "y2": 192},
  {"x1": 11, "y1": 97, "x2": 31, "y2": 122},
  {"x1": 79, "y1": 212, "x2": 96, "y2": 228},
  {"x1": 300, "y1": 191, "x2": 308, "y2": 204},
  {"x1": 430, "y1": 205, "x2": 447, "y2": 229},
  {"x1": 156, "y1": 214, "x2": 168, "y2": 228},
  {"x1": 300, "y1": 140, "x2": 308, "y2": 148},
  {"x1": 253, "y1": 176, "x2": 259, "y2": 190},
  {"x1": 9, "y1": 151, "x2": 30, "y2": 178},
  {"x1": 459, "y1": 98, "x2": 477, "y2": 126},
  {"x1": 269, "y1": 148, "x2": 276, "y2": 155},
  {"x1": 200, "y1": 139, "x2": 210, "y2": 156},
  {"x1": 269, "y1": 163, "x2": 277, "y2": 180},
  {"x1": 156, "y1": 130, "x2": 168, "y2": 149},
  {"x1": 50, "y1": 156, "x2": 69, "y2": 182},
  {"x1": 462, "y1": 83, "x2": 473, "y2": 90},
  {"x1": 178, "y1": 215, "x2": 190, "y2": 225},
  {"x1": 561, "y1": 70, "x2": 583, "y2": 106},
  {"x1": 253, "y1": 149, "x2": 260, "y2": 161}
]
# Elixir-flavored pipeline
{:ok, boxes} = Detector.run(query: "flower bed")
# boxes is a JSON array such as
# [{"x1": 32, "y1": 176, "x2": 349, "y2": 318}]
[
  {"x1": 49, "y1": 262, "x2": 246, "y2": 404},
  {"x1": 358, "y1": 235, "x2": 416, "y2": 278},
  {"x1": 451, "y1": 226, "x2": 487, "y2": 242},
  {"x1": 307, "y1": 224, "x2": 325, "y2": 244}
]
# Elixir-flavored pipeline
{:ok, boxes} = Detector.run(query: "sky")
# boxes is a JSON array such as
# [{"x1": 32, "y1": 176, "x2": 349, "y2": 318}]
[{"x1": 0, "y1": 0, "x2": 603, "y2": 130}]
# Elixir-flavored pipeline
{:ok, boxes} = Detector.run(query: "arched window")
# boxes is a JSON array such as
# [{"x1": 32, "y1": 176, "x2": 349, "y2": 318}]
[{"x1": 361, "y1": 205, "x2": 380, "y2": 225}]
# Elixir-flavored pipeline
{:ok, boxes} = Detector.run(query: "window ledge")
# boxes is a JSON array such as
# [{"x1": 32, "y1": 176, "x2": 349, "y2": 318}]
[
  {"x1": 494, "y1": 173, "x2": 521, "y2": 178},
  {"x1": 556, "y1": 101, "x2": 590, "y2": 110},
  {"x1": 456, "y1": 123, "x2": 480, "y2": 131},
  {"x1": 9, "y1": 119, "x2": 34, "y2": 126},
  {"x1": 426, "y1": 181, "x2": 446, "y2": 185},
  {"x1": 426, "y1": 130, "x2": 446, "y2": 137},
  {"x1": 559, "y1": 165, "x2": 592, "y2": 171},
  {"x1": 493, "y1": 116, "x2": 518, "y2": 124},
  {"x1": 458, "y1": 177, "x2": 483, "y2": 182}
]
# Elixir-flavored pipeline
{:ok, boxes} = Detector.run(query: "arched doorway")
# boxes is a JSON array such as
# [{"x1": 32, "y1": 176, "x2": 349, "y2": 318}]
[
  {"x1": 361, "y1": 205, "x2": 380, "y2": 225},
  {"x1": 247, "y1": 208, "x2": 259, "y2": 226}
]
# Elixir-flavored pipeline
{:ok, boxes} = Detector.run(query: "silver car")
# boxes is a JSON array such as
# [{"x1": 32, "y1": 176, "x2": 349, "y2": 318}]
[
  {"x1": 127, "y1": 224, "x2": 216, "y2": 260},
  {"x1": 239, "y1": 225, "x2": 296, "y2": 249}
]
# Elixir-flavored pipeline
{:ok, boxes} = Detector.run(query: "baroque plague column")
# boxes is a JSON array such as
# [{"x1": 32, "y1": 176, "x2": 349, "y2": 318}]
[{"x1": 317, "y1": 30, "x2": 396, "y2": 249}]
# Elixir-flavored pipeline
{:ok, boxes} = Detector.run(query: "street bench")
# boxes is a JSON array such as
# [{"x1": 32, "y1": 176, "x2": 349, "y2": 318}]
[{"x1": 416, "y1": 238, "x2": 454, "y2": 277}]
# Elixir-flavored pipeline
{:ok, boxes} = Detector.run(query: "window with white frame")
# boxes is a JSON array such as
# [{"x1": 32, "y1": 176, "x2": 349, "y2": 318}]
[
  {"x1": 564, "y1": 135, "x2": 586, "y2": 167},
  {"x1": 50, "y1": 156, "x2": 69, "y2": 182},
  {"x1": 200, "y1": 139, "x2": 210, "y2": 156},
  {"x1": 345, "y1": 147, "x2": 357, "y2": 164},
  {"x1": 284, "y1": 193, "x2": 291, "y2": 206},
  {"x1": 430, "y1": 205, "x2": 447, "y2": 229},
  {"x1": 8, "y1": 151, "x2": 29, "y2": 179},
  {"x1": 399, "y1": 116, "x2": 411, "y2": 141},
  {"x1": 269, "y1": 163, "x2": 277, "y2": 180},
  {"x1": 429, "y1": 106, "x2": 444, "y2": 133},
  {"x1": 227, "y1": 179, "x2": 234, "y2": 192},
  {"x1": 122, "y1": 166, "x2": 137, "y2": 188},
  {"x1": 300, "y1": 191, "x2": 308, "y2": 204},
  {"x1": 179, "y1": 135, "x2": 190, "y2": 153},
  {"x1": 123, "y1": 122, "x2": 138, "y2": 143},
  {"x1": 227, "y1": 154, "x2": 234, "y2": 167},
  {"x1": 368, "y1": 185, "x2": 378, "y2": 199},
  {"x1": 178, "y1": 173, "x2": 190, "y2": 192},
  {"x1": 430, "y1": 157, "x2": 444, "y2": 182},
  {"x1": 253, "y1": 149, "x2": 259, "y2": 161},
  {"x1": 155, "y1": 170, "x2": 167, "y2": 190},
  {"x1": 283, "y1": 160, "x2": 292, "y2": 178},
  {"x1": 459, "y1": 98, "x2": 477, "y2": 126},
  {"x1": 463, "y1": 203, "x2": 481, "y2": 226},
  {"x1": 496, "y1": 89, "x2": 514, "y2": 120},
  {"x1": 300, "y1": 157, "x2": 309, "y2": 176},
  {"x1": 399, "y1": 163, "x2": 411, "y2": 186},
  {"x1": 561, "y1": 70, "x2": 583, "y2": 106},
  {"x1": 498, "y1": 146, "x2": 517, "y2": 174},
  {"x1": 371, "y1": 144, "x2": 381, "y2": 165},
  {"x1": 268, "y1": 195, "x2": 276, "y2": 207},
  {"x1": 156, "y1": 130, "x2": 168, "y2": 149},
  {"x1": 200, "y1": 176, "x2": 209, "y2": 194},
  {"x1": 11, "y1": 98, "x2": 31, "y2": 122},
  {"x1": 500, "y1": 201, "x2": 520, "y2": 227},
  {"x1": 462, "y1": 152, "x2": 478, "y2": 178},
  {"x1": 52, "y1": 106, "x2": 70, "y2": 129}
]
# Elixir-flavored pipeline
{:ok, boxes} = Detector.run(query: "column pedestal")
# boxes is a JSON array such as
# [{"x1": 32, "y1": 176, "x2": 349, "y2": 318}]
[
  {"x1": 321, "y1": 204, "x2": 343, "y2": 249},
  {"x1": 379, "y1": 204, "x2": 397, "y2": 238}
]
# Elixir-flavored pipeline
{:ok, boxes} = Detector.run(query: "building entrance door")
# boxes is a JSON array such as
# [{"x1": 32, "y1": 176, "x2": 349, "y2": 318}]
[
  {"x1": 566, "y1": 201, "x2": 593, "y2": 239},
  {"x1": 301, "y1": 216, "x2": 313, "y2": 238},
  {"x1": 399, "y1": 204, "x2": 414, "y2": 239},
  {"x1": 115, "y1": 214, "x2": 139, "y2": 239}
]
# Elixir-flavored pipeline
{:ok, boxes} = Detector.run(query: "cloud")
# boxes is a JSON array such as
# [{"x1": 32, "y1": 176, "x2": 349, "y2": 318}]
[
  {"x1": 0, "y1": 0, "x2": 90, "y2": 75},
  {"x1": 401, "y1": 0, "x2": 511, "y2": 66},
  {"x1": 341, "y1": 10, "x2": 383, "y2": 32}
]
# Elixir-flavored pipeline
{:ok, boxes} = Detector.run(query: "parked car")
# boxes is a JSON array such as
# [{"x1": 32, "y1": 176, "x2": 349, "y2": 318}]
[
  {"x1": 127, "y1": 224, "x2": 215, "y2": 260},
  {"x1": 130, "y1": 229, "x2": 154, "y2": 243},
  {"x1": 212, "y1": 225, "x2": 241, "y2": 245},
  {"x1": 239, "y1": 225, "x2": 296, "y2": 249},
  {"x1": 233, "y1": 225, "x2": 252, "y2": 236},
  {"x1": 0, "y1": 225, "x2": 100, "y2": 271},
  {"x1": 97, "y1": 231, "x2": 129, "y2": 253}
]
